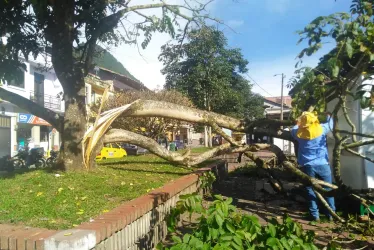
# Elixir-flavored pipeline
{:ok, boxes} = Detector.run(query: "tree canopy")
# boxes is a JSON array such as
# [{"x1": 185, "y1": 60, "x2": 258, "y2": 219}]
[
  {"x1": 289, "y1": 0, "x2": 374, "y2": 117},
  {"x1": 159, "y1": 26, "x2": 263, "y2": 120}
]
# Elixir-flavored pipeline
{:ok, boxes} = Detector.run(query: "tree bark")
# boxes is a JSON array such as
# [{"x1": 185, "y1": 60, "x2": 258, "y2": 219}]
[
  {"x1": 51, "y1": 0, "x2": 87, "y2": 170},
  {"x1": 60, "y1": 77, "x2": 87, "y2": 170}
]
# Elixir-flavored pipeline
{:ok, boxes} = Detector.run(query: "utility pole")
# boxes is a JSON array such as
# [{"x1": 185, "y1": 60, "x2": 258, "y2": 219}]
[
  {"x1": 280, "y1": 73, "x2": 285, "y2": 122},
  {"x1": 274, "y1": 73, "x2": 286, "y2": 151}
]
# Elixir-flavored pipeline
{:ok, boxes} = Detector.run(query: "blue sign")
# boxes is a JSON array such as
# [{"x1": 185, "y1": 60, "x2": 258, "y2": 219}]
[
  {"x1": 18, "y1": 113, "x2": 33, "y2": 123},
  {"x1": 18, "y1": 113, "x2": 51, "y2": 126}
]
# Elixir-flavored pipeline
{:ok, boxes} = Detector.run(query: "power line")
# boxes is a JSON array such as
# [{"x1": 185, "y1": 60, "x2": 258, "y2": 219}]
[{"x1": 245, "y1": 73, "x2": 274, "y2": 97}]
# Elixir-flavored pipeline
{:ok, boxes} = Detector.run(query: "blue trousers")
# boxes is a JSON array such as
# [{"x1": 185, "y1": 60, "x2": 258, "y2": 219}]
[{"x1": 303, "y1": 164, "x2": 336, "y2": 219}]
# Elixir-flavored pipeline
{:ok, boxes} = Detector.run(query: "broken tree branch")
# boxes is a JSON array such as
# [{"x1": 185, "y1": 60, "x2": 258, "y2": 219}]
[
  {"x1": 341, "y1": 96, "x2": 357, "y2": 142},
  {"x1": 315, "y1": 190, "x2": 345, "y2": 223},
  {"x1": 103, "y1": 128, "x2": 270, "y2": 167},
  {"x1": 344, "y1": 148, "x2": 374, "y2": 164}
]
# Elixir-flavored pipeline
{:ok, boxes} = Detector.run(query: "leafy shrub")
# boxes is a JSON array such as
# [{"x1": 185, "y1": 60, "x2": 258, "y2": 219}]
[{"x1": 159, "y1": 194, "x2": 319, "y2": 250}]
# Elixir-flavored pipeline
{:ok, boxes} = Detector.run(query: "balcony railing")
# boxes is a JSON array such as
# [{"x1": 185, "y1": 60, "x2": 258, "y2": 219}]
[{"x1": 30, "y1": 91, "x2": 62, "y2": 111}]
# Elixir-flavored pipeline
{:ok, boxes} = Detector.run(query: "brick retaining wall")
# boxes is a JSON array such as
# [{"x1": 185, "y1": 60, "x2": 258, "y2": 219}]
[{"x1": 0, "y1": 161, "x2": 228, "y2": 250}]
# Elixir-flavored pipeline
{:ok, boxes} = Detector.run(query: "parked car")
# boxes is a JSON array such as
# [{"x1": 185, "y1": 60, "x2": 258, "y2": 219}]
[
  {"x1": 96, "y1": 143, "x2": 127, "y2": 160},
  {"x1": 121, "y1": 143, "x2": 148, "y2": 155}
]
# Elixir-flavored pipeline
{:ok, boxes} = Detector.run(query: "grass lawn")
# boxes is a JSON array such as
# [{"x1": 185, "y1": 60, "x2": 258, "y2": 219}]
[
  {"x1": 0, "y1": 153, "x2": 212, "y2": 230},
  {"x1": 188, "y1": 147, "x2": 212, "y2": 154}
]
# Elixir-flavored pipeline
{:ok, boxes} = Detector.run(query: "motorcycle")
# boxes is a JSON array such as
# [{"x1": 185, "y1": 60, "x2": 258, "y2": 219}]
[
  {"x1": 0, "y1": 155, "x2": 15, "y2": 172},
  {"x1": 46, "y1": 150, "x2": 58, "y2": 166},
  {"x1": 11, "y1": 147, "x2": 46, "y2": 169},
  {"x1": 10, "y1": 149, "x2": 29, "y2": 169}
]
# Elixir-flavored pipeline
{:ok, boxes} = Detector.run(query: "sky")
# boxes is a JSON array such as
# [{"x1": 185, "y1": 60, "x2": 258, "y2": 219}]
[{"x1": 111, "y1": 0, "x2": 352, "y2": 97}]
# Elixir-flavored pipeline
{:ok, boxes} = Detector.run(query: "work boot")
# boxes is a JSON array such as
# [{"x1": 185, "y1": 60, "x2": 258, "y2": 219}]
[{"x1": 307, "y1": 215, "x2": 320, "y2": 223}]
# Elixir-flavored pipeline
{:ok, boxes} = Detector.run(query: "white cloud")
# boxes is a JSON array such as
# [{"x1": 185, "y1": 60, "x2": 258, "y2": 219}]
[
  {"x1": 110, "y1": 0, "x2": 216, "y2": 90},
  {"x1": 227, "y1": 20, "x2": 244, "y2": 28}
]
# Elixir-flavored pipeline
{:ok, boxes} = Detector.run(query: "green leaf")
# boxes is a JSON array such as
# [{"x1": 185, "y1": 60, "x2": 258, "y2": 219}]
[
  {"x1": 345, "y1": 42, "x2": 353, "y2": 58},
  {"x1": 226, "y1": 222, "x2": 235, "y2": 233},
  {"x1": 332, "y1": 65, "x2": 339, "y2": 78},
  {"x1": 220, "y1": 234, "x2": 233, "y2": 242},
  {"x1": 268, "y1": 223, "x2": 277, "y2": 237},
  {"x1": 211, "y1": 228, "x2": 219, "y2": 240},
  {"x1": 280, "y1": 238, "x2": 291, "y2": 250},
  {"x1": 202, "y1": 243, "x2": 210, "y2": 250},
  {"x1": 182, "y1": 234, "x2": 191, "y2": 243},
  {"x1": 215, "y1": 214, "x2": 224, "y2": 227},
  {"x1": 225, "y1": 197, "x2": 233, "y2": 204},
  {"x1": 327, "y1": 58, "x2": 339, "y2": 78},
  {"x1": 354, "y1": 90, "x2": 368, "y2": 100},
  {"x1": 360, "y1": 96, "x2": 371, "y2": 109},
  {"x1": 370, "y1": 53, "x2": 374, "y2": 61},
  {"x1": 233, "y1": 236, "x2": 242, "y2": 246},
  {"x1": 230, "y1": 242, "x2": 243, "y2": 250},
  {"x1": 172, "y1": 235, "x2": 182, "y2": 243},
  {"x1": 214, "y1": 195, "x2": 224, "y2": 201},
  {"x1": 266, "y1": 237, "x2": 278, "y2": 247}
]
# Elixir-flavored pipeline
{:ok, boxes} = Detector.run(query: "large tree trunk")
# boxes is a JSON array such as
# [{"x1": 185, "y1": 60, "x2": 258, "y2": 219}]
[
  {"x1": 59, "y1": 76, "x2": 87, "y2": 171},
  {"x1": 50, "y1": 0, "x2": 87, "y2": 170}
]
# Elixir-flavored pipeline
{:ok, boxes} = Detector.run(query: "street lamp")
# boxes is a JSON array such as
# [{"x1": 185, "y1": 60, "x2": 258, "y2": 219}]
[
  {"x1": 274, "y1": 73, "x2": 286, "y2": 122},
  {"x1": 274, "y1": 73, "x2": 286, "y2": 151}
]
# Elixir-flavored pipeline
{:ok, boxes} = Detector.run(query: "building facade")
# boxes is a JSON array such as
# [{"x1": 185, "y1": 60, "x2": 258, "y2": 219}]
[
  {"x1": 0, "y1": 52, "x2": 64, "y2": 157},
  {"x1": 262, "y1": 96, "x2": 295, "y2": 154},
  {"x1": 0, "y1": 54, "x2": 143, "y2": 157},
  {"x1": 326, "y1": 77, "x2": 374, "y2": 189}
]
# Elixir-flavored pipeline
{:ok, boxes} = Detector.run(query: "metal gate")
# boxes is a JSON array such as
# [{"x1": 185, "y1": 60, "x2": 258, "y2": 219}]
[{"x1": 0, "y1": 116, "x2": 11, "y2": 158}]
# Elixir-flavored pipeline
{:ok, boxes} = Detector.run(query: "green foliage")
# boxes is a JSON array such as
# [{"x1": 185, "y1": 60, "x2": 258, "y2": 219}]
[
  {"x1": 290, "y1": 0, "x2": 374, "y2": 113},
  {"x1": 159, "y1": 195, "x2": 320, "y2": 250},
  {"x1": 159, "y1": 26, "x2": 264, "y2": 120}
]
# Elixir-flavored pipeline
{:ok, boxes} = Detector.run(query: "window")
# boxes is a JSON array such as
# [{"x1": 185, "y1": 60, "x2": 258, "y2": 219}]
[
  {"x1": 40, "y1": 126, "x2": 49, "y2": 142},
  {"x1": 8, "y1": 69, "x2": 25, "y2": 88},
  {"x1": 112, "y1": 143, "x2": 120, "y2": 149}
]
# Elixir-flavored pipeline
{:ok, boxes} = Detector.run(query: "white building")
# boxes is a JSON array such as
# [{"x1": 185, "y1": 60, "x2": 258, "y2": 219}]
[
  {"x1": 0, "y1": 52, "x2": 64, "y2": 157},
  {"x1": 326, "y1": 77, "x2": 374, "y2": 189},
  {"x1": 0, "y1": 50, "x2": 144, "y2": 157},
  {"x1": 263, "y1": 96, "x2": 295, "y2": 155}
]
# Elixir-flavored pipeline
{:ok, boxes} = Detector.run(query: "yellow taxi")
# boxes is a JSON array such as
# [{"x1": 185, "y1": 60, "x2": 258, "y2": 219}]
[{"x1": 96, "y1": 143, "x2": 127, "y2": 160}]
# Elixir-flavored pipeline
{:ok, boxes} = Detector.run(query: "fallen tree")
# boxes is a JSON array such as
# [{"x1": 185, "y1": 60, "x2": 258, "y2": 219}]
[{"x1": 82, "y1": 89, "x2": 373, "y2": 227}]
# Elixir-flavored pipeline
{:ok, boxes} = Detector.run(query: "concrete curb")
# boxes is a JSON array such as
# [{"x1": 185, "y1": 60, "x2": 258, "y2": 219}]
[{"x1": 44, "y1": 229, "x2": 96, "y2": 250}]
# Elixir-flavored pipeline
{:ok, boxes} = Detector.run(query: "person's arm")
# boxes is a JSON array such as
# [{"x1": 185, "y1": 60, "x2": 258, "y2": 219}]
[
  {"x1": 321, "y1": 112, "x2": 334, "y2": 134},
  {"x1": 291, "y1": 125, "x2": 299, "y2": 139}
]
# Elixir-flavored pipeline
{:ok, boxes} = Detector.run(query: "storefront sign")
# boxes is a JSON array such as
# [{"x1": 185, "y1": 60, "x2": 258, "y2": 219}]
[{"x1": 18, "y1": 113, "x2": 51, "y2": 126}]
